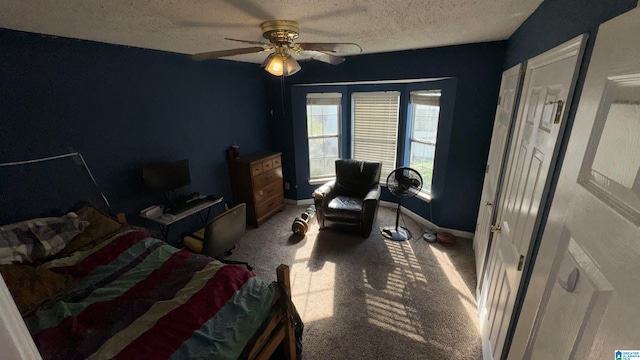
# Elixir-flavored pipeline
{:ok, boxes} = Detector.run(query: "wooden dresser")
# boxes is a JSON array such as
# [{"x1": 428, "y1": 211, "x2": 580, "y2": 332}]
[{"x1": 228, "y1": 151, "x2": 285, "y2": 227}]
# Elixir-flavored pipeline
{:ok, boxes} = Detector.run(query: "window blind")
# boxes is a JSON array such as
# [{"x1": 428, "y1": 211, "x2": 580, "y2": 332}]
[
  {"x1": 352, "y1": 91, "x2": 400, "y2": 178},
  {"x1": 307, "y1": 93, "x2": 342, "y2": 105},
  {"x1": 410, "y1": 90, "x2": 441, "y2": 106}
]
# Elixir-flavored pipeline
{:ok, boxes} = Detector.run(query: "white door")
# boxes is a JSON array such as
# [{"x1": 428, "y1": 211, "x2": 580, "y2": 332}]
[
  {"x1": 508, "y1": 8, "x2": 640, "y2": 359},
  {"x1": 474, "y1": 64, "x2": 523, "y2": 292},
  {"x1": 478, "y1": 35, "x2": 586, "y2": 360}
]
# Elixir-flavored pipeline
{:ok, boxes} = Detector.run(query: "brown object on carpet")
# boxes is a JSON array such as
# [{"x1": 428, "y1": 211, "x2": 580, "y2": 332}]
[{"x1": 226, "y1": 204, "x2": 482, "y2": 359}]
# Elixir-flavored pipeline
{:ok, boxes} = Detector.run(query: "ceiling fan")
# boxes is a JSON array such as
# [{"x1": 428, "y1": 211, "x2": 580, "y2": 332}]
[{"x1": 191, "y1": 20, "x2": 362, "y2": 76}]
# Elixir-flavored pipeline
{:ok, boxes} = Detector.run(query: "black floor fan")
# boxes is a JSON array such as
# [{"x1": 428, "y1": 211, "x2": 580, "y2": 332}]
[{"x1": 381, "y1": 167, "x2": 423, "y2": 241}]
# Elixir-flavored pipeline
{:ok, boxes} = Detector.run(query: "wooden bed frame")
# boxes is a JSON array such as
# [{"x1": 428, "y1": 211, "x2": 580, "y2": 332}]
[{"x1": 248, "y1": 264, "x2": 297, "y2": 360}]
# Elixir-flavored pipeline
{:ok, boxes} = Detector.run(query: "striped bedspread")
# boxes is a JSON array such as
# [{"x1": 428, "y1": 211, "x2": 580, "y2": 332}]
[{"x1": 25, "y1": 230, "x2": 275, "y2": 360}]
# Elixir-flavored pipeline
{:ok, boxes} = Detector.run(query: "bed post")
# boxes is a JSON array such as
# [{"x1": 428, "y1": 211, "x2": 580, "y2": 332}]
[{"x1": 276, "y1": 264, "x2": 297, "y2": 360}]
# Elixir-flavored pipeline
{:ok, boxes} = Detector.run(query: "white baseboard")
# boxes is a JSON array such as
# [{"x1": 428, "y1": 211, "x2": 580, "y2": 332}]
[
  {"x1": 286, "y1": 198, "x2": 475, "y2": 239},
  {"x1": 380, "y1": 201, "x2": 474, "y2": 239},
  {"x1": 284, "y1": 198, "x2": 314, "y2": 206}
]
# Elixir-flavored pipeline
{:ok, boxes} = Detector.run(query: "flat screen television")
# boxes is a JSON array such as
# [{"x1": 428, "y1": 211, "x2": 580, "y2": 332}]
[{"x1": 142, "y1": 159, "x2": 190, "y2": 195}]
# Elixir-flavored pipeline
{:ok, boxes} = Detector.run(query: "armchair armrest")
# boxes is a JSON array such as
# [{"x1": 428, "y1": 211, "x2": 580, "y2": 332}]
[
  {"x1": 313, "y1": 180, "x2": 336, "y2": 230},
  {"x1": 363, "y1": 185, "x2": 381, "y2": 202},
  {"x1": 361, "y1": 184, "x2": 381, "y2": 237},
  {"x1": 313, "y1": 180, "x2": 336, "y2": 200}
]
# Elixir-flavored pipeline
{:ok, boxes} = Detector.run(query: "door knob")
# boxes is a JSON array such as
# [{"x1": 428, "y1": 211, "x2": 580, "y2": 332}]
[{"x1": 490, "y1": 225, "x2": 501, "y2": 233}]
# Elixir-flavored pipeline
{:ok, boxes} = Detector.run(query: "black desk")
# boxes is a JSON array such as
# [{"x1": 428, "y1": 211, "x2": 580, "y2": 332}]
[{"x1": 140, "y1": 196, "x2": 223, "y2": 240}]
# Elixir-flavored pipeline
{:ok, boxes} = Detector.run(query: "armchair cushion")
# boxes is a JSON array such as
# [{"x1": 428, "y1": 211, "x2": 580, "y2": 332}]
[{"x1": 327, "y1": 196, "x2": 363, "y2": 221}]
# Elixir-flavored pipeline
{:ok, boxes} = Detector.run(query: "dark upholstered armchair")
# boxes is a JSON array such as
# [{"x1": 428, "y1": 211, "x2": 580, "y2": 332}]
[{"x1": 312, "y1": 159, "x2": 382, "y2": 237}]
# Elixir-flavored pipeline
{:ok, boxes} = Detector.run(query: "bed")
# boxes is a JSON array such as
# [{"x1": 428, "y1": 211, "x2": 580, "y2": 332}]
[{"x1": 0, "y1": 204, "x2": 301, "y2": 360}]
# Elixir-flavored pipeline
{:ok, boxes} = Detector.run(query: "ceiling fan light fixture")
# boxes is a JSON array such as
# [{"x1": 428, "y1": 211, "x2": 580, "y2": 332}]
[
  {"x1": 263, "y1": 53, "x2": 283, "y2": 76},
  {"x1": 264, "y1": 52, "x2": 300, "y2": 77},
  {"x1": 284, "y1": 55, "x2": 301, "y2": 76}
]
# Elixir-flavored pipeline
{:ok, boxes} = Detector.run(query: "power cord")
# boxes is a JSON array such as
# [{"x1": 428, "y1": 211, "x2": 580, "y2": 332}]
[
  {"x1": 399, "y1": 212, "x2": 413, "y2": 240},
  {"x1": 422, "y1": 201, "x2": 437, "y2": 242}
]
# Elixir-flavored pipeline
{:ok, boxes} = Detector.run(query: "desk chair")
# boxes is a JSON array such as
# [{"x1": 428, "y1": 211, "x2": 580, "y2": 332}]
[{"x1": 181, "y1": 203, "x2": 252, "y2": 270}]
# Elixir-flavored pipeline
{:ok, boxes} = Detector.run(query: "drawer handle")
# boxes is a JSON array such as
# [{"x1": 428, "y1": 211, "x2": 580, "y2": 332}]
[
  {"x1": 267, "y1": 189, "x2": 273, "y2": 194},
  {"x1": 266, "y1": 175, "x2": 273, "y2": 180},
  {"x1": 268, "y1": 202, "x2": 275, "y2": 208}
]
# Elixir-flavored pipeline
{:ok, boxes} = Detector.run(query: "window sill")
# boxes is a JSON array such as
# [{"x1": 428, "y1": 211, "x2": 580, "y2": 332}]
[
  {"x1": 416, "y1": 191, "x2": 432, "y2": 203},
  {"x1": 309, "y1": 177, "x2": 335, "y2": 185}
]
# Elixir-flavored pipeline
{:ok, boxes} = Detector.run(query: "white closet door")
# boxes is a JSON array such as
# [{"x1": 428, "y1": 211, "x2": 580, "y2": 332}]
[
  {"x1": 509, "y1": 7, "x2": 640, "y2": 359},
  {"x1": 478, "y1": 34, "x2": 586, "y2": 360},
  {"x1": 474, "y1": 63, "x2": 523, "y2": 293}
]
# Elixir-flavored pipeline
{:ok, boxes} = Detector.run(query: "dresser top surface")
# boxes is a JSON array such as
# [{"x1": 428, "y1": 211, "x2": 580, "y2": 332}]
[{"x1": 233, "y1": 150, "x2": 281, "y2": 163}]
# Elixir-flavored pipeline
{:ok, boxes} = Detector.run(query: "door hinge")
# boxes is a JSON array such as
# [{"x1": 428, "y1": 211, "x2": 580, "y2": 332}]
[
  {"x1": 546, "y1": 99, "x2": 565, "y2": 124},
  {"x1": 490, "y1": 225, "x2": 501, "y2": 233},
  {"x1": 517, "y1": 255, "x2": 525, "y2": 271},
  {"x1": 486, "y1": 164, "x2": 490, "y2": 173},
  {"x1": 497, "y1": 96, "x2": 502, "y2": 106}
]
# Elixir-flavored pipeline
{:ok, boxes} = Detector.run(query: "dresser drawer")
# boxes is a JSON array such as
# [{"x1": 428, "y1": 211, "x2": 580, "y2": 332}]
[
  {"x1": 251, "y1": 163, "x2": 263, "y2": 177},
  {"x1": 255, "y1": 193, "x2": 284, "y2": 219},
  {"x1": 262, "y1": 159, "x2": 273, "y2": 172},
  {"x1": 254, "y1": 181, "x2": 282, "y2": 204},
  {"x1": 253, "y1": 167, "x2": 282, "y2": 189},
  {"x1": 272, "y1": 157, "x2": 281, "y2": 168}
]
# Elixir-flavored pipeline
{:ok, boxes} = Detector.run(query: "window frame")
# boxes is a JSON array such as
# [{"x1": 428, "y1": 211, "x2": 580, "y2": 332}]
[
  {"x1": 293, "y1": 79, "x2": 456, "y2": 205},
  {"x1": 407, "y1": 90, "x2": 442, "y2": 197},
  {"x1": 306, "y1": 93, "x2": 343, "y2": 182}
]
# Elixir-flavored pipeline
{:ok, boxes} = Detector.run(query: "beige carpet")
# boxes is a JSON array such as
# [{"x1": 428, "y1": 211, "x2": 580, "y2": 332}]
[{"x1": 227, "y1": 204, "x2": 482, "y2": 360}]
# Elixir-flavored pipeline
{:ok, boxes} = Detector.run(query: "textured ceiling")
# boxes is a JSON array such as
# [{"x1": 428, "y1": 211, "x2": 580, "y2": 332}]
[{"x1": 0, "y1": 0, "x2": 543, "y2": 64}]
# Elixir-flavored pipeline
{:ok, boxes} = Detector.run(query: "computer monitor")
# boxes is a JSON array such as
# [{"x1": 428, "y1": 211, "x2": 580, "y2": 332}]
[{"x1": 142, "y1": 159, "x2": 190, "y2": 195}]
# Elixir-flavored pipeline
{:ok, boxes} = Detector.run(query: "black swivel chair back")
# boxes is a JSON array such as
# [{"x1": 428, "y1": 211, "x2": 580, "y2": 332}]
[{"x1": 182, "y1": 203, "x2": 252, "y2": 270}]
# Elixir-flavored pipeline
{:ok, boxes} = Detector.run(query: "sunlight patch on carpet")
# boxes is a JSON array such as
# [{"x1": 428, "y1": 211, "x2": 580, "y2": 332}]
[
  {"x1": 429, "y1": 245, "x2": 478, "y2": 325},
  {"x1": 365, "y1": 293, "x2": 426, "y2": 343},
  {"x1": 362, "y1": 240, "x2": 428, "y2": 343},
  {"x1": 290, "y1": 260, "x2": 335, "y2": 322}
]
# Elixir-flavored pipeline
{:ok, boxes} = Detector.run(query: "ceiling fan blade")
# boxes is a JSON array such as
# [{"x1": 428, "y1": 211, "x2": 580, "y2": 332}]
[
  {"x1": 301, "y1": 50, "x2": 346, "y2": 65},
  {"x1": 192, "y1": 47, "x2": 269, "y2": 61},
  {"x1": 298, "y1": 43, "x2": 362, "y2": 54},
  {"x1": 225, "y1": 38, "x2": 272, "y2": 47}
]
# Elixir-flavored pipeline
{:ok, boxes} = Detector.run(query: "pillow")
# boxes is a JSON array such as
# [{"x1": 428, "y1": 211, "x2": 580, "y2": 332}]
[
  {"x1": 57, "y1": 206, "x2": 128, "y2": 258},
  {"x1": 0, "y1": 213, "x2": 89, "y2": 264},
  {"x1": 0, "y1": 226, "x2": 39, "y2": 265},
  {"x1": 0, "y1": 264, "x2": 74, "y2": 315}
]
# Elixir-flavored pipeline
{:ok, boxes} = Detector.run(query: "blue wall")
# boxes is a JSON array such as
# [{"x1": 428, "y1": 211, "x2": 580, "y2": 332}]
[
  {"x1": 6, "y1": 0, "x2": 632, "y2": 237},
  {"x1": 267, "y1": 42, "x2": 507, "y2": 233},
  {"x1": 0, "y1": 29, "x2": 270, "y2": 242},
  {"x1": 505, "y1": 0, "x2": 637, "y2": 68}
]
